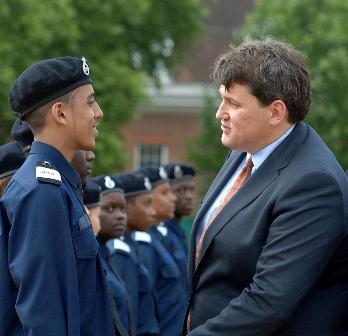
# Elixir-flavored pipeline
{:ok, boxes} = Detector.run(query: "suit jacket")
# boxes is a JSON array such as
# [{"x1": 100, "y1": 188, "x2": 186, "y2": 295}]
[{"x1": 184, "y1": 122, "x2": 348, "y2": 336}]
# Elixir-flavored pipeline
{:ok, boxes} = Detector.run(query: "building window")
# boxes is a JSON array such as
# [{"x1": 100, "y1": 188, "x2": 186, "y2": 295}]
[{"x1": 134, "y1": 144, "x2": 168, "y2": 169}]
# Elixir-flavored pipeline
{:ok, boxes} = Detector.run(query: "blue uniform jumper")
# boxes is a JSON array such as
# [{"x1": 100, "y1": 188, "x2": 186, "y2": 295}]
[
  {"x1": 0, "y1": 141, "x2": 115, "y2": 335},
  {"x1": 109, "y1": 232, "x2": 159, "y2": 335},
  {"x1": 99, "y1": 241, "x2": 131, "y2": 333},
  {"x1": 134, "y1": 227, "x2": 187, "y2": 336},
  {"x1": 164, "y1": 219, "x2": 189, "y2": 298}
]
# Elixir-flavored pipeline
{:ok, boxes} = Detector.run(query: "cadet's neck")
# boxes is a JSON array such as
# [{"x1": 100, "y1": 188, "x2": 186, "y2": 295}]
[{"x1": 34, "y1": 131, "x2": 76, "y2": 163}]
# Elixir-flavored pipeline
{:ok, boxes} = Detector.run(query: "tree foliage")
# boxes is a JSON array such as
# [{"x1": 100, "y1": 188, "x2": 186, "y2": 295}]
[
  {"x1": 0, "y1": 0, "x2": 206, "y2": 174},
  {"x1": 242, "y1": 0, "x2": 348, "y2": 168}
]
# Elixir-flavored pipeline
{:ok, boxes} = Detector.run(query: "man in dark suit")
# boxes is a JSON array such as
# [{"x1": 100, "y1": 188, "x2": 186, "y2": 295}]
[{"x1": 184, "y1": 38, "x2": 348, "y2": 335}]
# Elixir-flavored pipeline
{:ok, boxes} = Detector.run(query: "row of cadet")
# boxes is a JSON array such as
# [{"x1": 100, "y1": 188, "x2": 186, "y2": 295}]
[{"x1": 0, "y1": 119, "x2": 197, "y2": 336}]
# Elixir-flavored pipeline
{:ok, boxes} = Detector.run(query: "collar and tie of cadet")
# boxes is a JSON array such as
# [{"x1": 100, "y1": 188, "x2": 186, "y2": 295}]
[{"x1": 186, "y1": 156, "x2": 254, "y2": 333}]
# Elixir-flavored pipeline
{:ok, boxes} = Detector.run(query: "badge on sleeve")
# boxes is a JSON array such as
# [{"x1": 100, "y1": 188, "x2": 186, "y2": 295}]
[{"x1": 36, "y1": 161, "x2": 61, "y2": 185}]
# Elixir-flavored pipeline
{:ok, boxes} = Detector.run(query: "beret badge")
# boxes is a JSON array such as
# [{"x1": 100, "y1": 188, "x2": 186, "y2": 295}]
[
  {"x1": 81, "y1": 57, "x2": 89, "y2": 76},
  {"x1": 104, "y1": 176, "x2": 115, "y2": 189},
  {"x1": 144, "y1": 177, "x2": 152, "y2": 191},
  {"x1": 159, "y1": 166, "x2": 168, "y2": 179},
  {"x1": 174, "y1": 165, "x2": 183, "y2": 179}
]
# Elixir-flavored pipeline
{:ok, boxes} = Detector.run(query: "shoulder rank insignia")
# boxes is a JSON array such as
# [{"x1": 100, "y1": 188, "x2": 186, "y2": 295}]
[
  {"x1": 133, "y1": 231, "x2": 152, "y2": 244},
  {"x1": 156, "y1": 225, "x2": 168, "y2": 237},
  {"x1": 36, "y1": 161, "x2": 61, "y2": 185},
  {"x1": 113, "y1": 238, "x2": 131, "y2": 253}
]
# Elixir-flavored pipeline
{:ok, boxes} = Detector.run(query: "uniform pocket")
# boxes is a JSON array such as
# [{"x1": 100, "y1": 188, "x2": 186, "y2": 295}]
[{"x1": 72, "y1": 222, "x2": 99, "y2": 259}]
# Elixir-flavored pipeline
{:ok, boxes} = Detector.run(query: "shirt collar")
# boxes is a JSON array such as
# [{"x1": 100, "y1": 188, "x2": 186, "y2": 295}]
[
  {"x1": 29, "y1": 141, "x2": 80, "y2": 188},
  {"x1": 250, "y1": 124, "x2": 295, "y2": 171}
]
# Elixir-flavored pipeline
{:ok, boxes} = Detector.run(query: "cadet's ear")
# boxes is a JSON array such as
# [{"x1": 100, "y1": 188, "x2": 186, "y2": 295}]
[
  {"x1": 269, "y1": 100, "x2": 287, "y2": 126},
  {"x1": 51, "y1": 101, "x2": 68, "y2": 126}
]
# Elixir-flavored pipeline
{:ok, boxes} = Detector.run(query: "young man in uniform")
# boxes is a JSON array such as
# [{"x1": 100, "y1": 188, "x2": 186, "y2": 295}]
[
  {"x1": 164, "y1": 163, "x2": 196, "y2": 296},
  {"x1": 113, "y1": 171, "x2": 160, "y2": 336},
  {"x1": 92, "y1": 174, "x2": 135, "y2": 336},
  {"x1": 0, "y1": 57, "x2": 121, "y2": 335},
  {"x1": 137, "y1": 166, "x2": 187, "y2": 336},
  {"x1": 0, "y1": 142, "x2": 26, "y2": 197},
  {"x1": 10, "y1": 119, "x2": 34, "y2": 156}
]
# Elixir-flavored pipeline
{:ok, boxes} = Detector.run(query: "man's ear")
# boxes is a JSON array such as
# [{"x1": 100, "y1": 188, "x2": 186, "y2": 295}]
[
  {"x1": 269, "y1": 100, "x2": 287, "y2": 126},
  {"x1": 51, "y1": 101, "x2": 68, "y2": 125}
]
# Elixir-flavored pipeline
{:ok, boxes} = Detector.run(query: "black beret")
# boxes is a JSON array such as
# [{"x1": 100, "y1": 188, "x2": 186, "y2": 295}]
[
  {"x1": 83, "y1": 181, "x2": 101, "y2": 208},
  {"x1": 90, "y1": 175, "x2": 124, "y2": 196},
  {"x1": 10, "y1": 119, "x2": 34, "y2": 148},
  {"x1": 137, "y1": 166, "x2": 168, "y2": 187},
  {"x1": 117, "y1": 171, "x2": 152, "y2": 197},
  {"x1": 0, "y1": 141, "x2": 26, "y2": 179},
  {"x1": 9, "y1": 56, "x2": 92, "y2": 118},
  {"x1": 164, "y1": 163, "x2": 196, "y2": 184}
]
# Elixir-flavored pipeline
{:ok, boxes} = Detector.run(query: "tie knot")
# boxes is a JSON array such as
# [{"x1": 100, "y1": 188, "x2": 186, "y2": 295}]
[{"x1": 245, "y1": 156, "x2": 254, "y2": 169}]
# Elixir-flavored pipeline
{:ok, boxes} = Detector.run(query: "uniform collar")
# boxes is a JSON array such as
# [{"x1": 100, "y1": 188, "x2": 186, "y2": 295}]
[{"x1": 29, "y1": 141, "x2": 80, "y2": 188}]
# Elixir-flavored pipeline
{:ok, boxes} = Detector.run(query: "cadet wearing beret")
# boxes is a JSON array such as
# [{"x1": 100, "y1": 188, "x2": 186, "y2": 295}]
[
  {"x1": 92, "y1": 175, "x2": 135, "y2": 336},
  {"x1": 136, "y1": 166, "x2": 187, "y2": 336},
  {"x1": 0, "y1": 141, "x2": 26, "y2": 196},
  {"x1": 163, "y1": 163, "x2": 197, "y2": 298},
  {"x1": 10, "y1": 118, "x2": 34, "y2": 156},
  {"x1": 109, "y1": 172, "x2": 160, "y2": 336},
  {"x1": 71, "y1": 149, "x2": 96, "y2": 201},
  {"x1": 83, "y1": 180, "x2": 102, "y2": 235},
  {"x1": 0, "y1": 57, "x2": 119, "y2": 335}
]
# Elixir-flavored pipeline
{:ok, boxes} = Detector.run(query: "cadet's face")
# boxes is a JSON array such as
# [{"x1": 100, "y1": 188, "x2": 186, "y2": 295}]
[
  {"x1": 71, "y1": 150, "x2": 95, "y2": 183},
  {"x1": 68, "y1": 84, "x2": 103, "y2": 151},
  {"x1": 216, "y1": 84, "x2": 271, "y2": 153},
  {"x1": 151, "y1": 182, "x2": 177, "y2": 222},
  {"x1": 171, "y1": 179, "x2": 196, "y2": 216},
  {"x1": 126, "y1": 193, "x2": 155, "y2": 232},
  {"x1": 99, "y1": 192, "x2": 127, "y2": 241}
]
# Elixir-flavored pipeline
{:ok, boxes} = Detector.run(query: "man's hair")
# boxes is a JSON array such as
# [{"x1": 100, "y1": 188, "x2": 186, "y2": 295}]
[
  {"x1": 24, "y1": 91, "x2": 74, "y2": 134},
  {"x1": 212, "y1": 37, "x2": 311, "y2": 123}
]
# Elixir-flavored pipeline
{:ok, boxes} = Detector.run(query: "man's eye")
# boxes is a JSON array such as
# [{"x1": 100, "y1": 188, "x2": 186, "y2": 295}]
[{"x1": 229, "y1": 100, "x2": 239, "y2": 107}]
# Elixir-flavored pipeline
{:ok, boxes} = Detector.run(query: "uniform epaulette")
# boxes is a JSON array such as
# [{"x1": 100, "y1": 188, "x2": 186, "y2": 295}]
[
  {"x1": 133, "y1": 231, "x2": 152, "y2": 244},
  {"x1": 113, "y1": 238, "x2": 131, "y2": 253},
  {"x1": 36, "y1": 161, "x2": 61, "y2": 185},
  {"x1": 156, "y1": 225, "x2": 168, "y2": 237}
]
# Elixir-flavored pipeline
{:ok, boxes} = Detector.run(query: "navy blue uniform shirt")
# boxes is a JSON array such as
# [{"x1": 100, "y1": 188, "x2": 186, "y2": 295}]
[
  {"x1": 162, "y1": 220, "x2": 189, "y2": 298},
  {"x1": 0, "y1": 141, "x2": 115, "y2": 335},
  {"x1": 109, "y1": 232, "x2": 159, "y2": 336},
  {"x1": 99, "y1": 242, "x2": 130, "y2": 333},
  {"x1": 133, "y1": 227, "x2": 187, "y2": 336}
]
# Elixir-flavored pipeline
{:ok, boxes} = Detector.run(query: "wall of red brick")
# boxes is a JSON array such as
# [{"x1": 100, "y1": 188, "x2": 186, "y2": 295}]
[{"x1": 121, "y1": 111, "x2": 201, "y2": 171}]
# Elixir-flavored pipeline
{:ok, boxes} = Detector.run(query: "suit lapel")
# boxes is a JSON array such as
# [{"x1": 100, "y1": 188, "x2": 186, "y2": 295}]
[
  {"x1": 187, "y1": 151, "x2": 244, "y2": 280},
  {"x1": 193, "y1": 151, "x2": 245, "y2": 227},
  {"x1": 192, "y1": 122, "x2": 309, "y2": 276}
]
